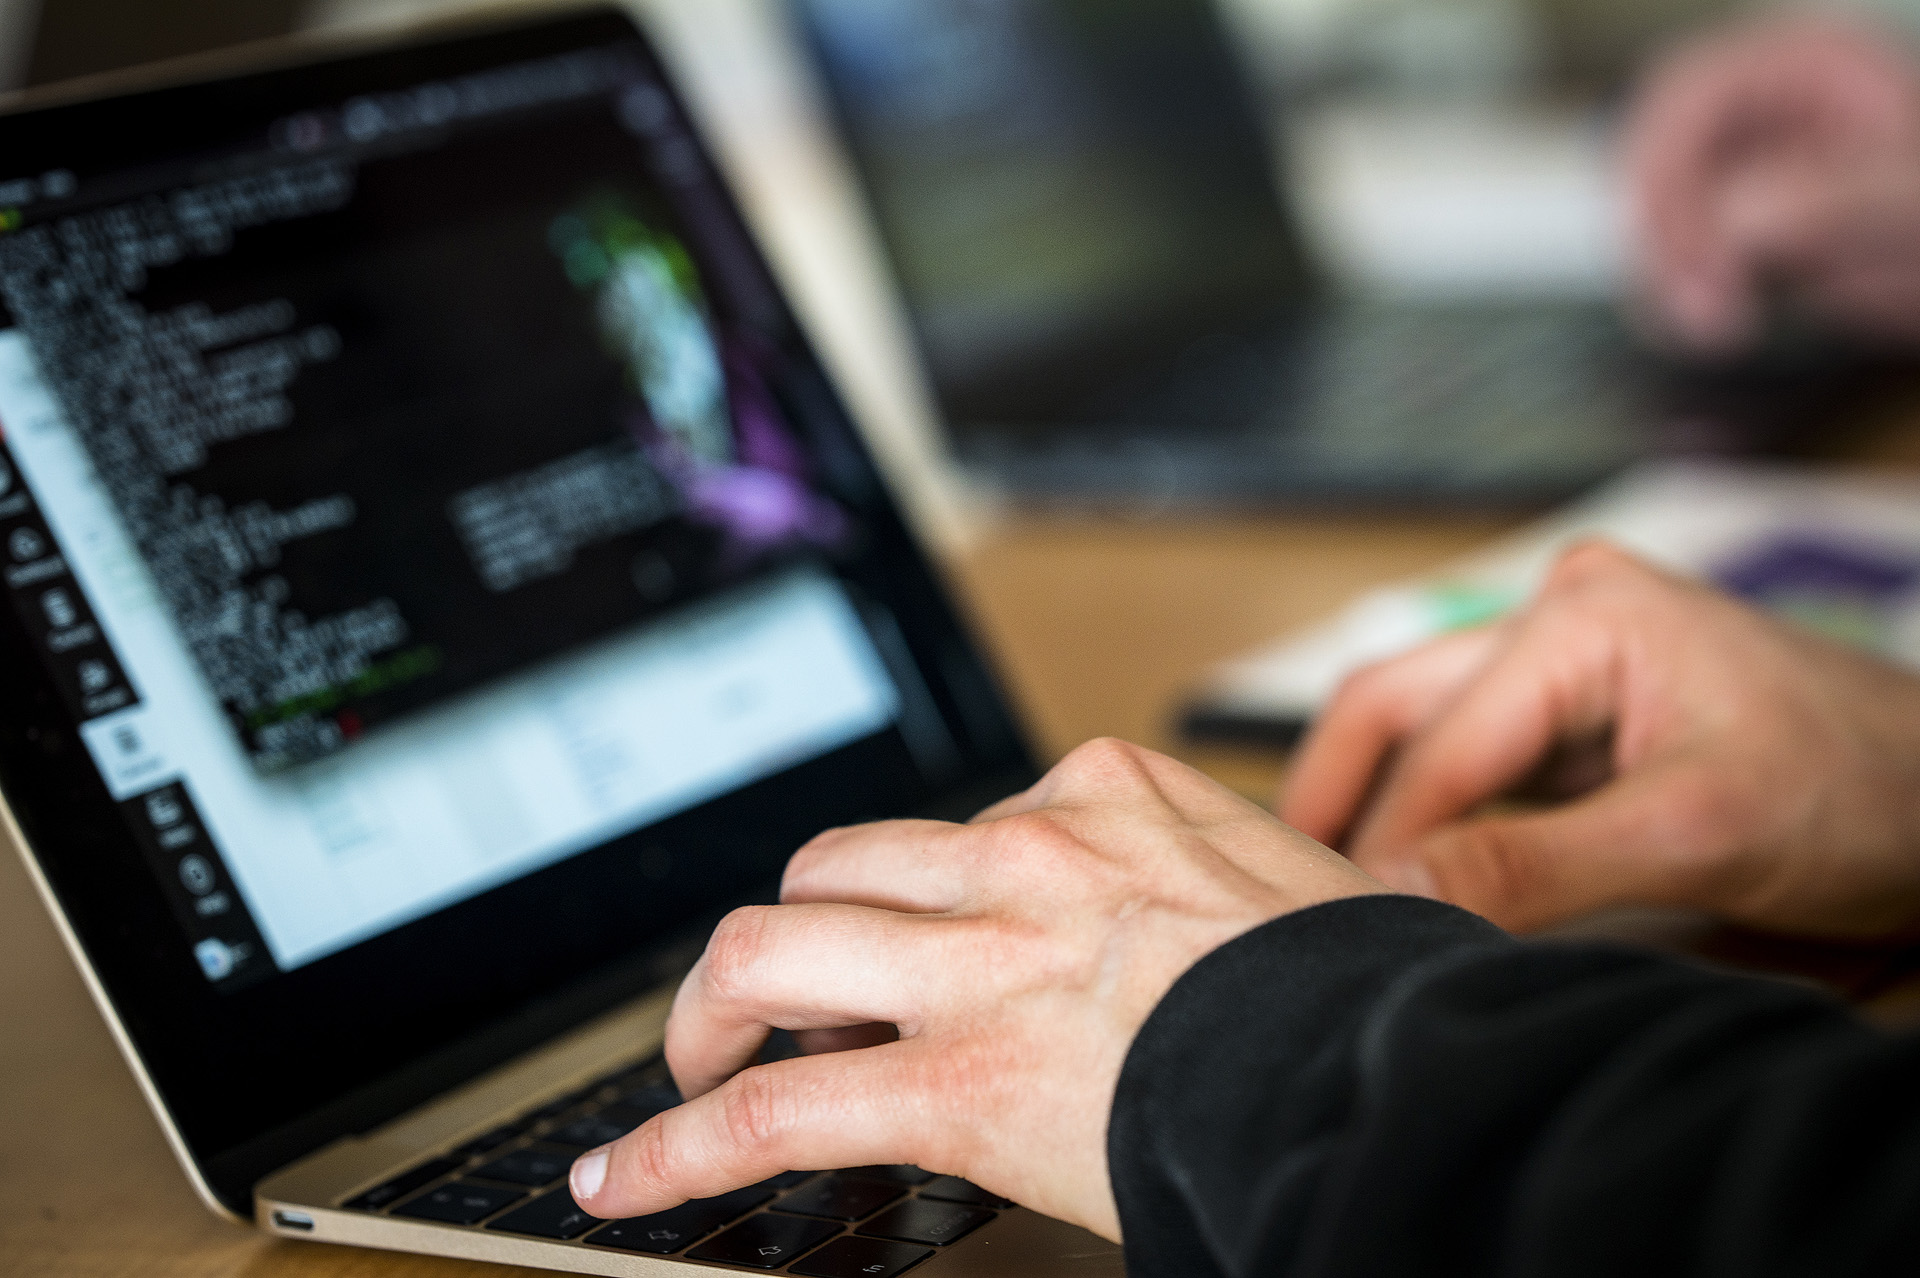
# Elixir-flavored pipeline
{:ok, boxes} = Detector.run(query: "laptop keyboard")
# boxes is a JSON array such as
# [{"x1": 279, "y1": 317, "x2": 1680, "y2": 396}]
[
  {"x1": 964, "y1": 302, "x2": 1656, "y2": 505},
  {"x1": 339, "y1": 1056, "x2": 1009, "y2": 1275}
]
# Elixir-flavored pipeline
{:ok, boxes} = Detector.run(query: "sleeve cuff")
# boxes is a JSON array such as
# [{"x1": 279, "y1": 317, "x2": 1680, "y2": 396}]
[{"x1": 1108, "y1": 894, "x2": 1509, "y2": 1278}]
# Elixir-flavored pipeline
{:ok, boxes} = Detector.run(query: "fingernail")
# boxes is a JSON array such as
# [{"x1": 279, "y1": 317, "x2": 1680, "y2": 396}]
[{"x1": 571, "y1": 1148, "x2": 609, "y2": 1202}]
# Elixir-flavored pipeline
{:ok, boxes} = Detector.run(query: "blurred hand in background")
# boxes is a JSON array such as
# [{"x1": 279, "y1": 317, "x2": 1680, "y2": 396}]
[{"x1": 1626, "y1": 13, "x2": 1920, "y2": 352}]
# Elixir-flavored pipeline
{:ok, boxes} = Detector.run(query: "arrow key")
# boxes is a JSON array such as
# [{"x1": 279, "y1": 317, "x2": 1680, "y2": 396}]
[
  {"x1": 791, "y1": 1235, "x2": 936, "y2": 1277},
  {"x1": 688, "y1": 1213, "x2": 841, "y2": 1269},
  {"x1": 585, "y1": 1183, "x2": 777, "y2": 1255}
]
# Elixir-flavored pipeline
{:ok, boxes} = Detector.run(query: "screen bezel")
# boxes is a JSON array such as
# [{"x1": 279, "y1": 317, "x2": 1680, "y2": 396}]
[{"x1": 0, "y1": 4, "x2": 1033, "y2": 1215}]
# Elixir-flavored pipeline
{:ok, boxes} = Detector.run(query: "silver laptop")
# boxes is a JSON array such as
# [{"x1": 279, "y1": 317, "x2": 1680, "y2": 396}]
[{"x1": 0, "y1": 7, "x2": 1120, "y2": 1274}]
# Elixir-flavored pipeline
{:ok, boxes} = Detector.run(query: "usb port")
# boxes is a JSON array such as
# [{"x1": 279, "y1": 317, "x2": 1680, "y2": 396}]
[{"x1": 271, "y1": 1210, "x2": 315, "y2": 1232}]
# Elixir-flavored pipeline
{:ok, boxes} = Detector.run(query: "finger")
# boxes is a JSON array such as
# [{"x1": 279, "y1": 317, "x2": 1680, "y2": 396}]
[
  {"x1": 1345, "y1": 604, "x2": 1617, "y2": 864},
  {"x1": 1624, "y1": 42, "x2": 1768, "y2": 336},
  {"x1": 1628, "y1": 88, "x2": 1761, "y2": 350},
  {"x1": 1357, "y1": 760, "x2": 1725, "y2": 934},
  {"x1": 1801, "y1": 261, "x2": 1920, "y2": 342},
  {"x1": 1711, "y1": 156, "x2": 1906, "y2": 273},
  {"x1": 667, "y1": 904, "x2": 962, "y2": 1100},
  {"x1": 572, "y1": 1043, "x2": 940, "y2": 1221},
  {"x1": 782, "y1": 820, "x2": 972, "y2": 914},
  {"x1": 1719, "y1": 158, "x2": 1920, "y2": 328},
  {"x1": 1707, "y1": 156, "x2": 1920, "y2": 338},
  {"x1": 1280, "y1": 628, "x2": 1504, "y2": 846}
]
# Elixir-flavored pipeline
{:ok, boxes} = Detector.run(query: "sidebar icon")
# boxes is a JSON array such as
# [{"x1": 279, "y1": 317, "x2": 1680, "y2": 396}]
[{"x1": 0, "y1": 435, "x2": 275, "y2": 990}]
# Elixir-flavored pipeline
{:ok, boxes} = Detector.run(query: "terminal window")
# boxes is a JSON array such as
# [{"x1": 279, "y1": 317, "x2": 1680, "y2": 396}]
[{"x1": 0, "y1": 53, "x2": 855, "y2": 771}]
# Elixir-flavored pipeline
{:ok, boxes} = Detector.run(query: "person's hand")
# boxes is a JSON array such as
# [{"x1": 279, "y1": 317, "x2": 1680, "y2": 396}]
[
  {"x1": 565, "y1": 740, "x2": 1386, "y2": 1239},
  {"x1": 1282, "y1": 541, "x2": 1920, "y2": 939},
  {"x1": 1624, "y1": 14, "x2": 1920, "y2": 351}
]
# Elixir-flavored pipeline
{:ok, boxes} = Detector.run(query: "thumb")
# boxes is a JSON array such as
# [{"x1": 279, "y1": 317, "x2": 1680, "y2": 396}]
[{"x1": 1357, "y1": 766, "x2": 1714, "y2": 934}]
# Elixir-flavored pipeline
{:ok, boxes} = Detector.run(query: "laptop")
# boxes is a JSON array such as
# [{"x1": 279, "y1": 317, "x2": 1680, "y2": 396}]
[
  {"x1": 783, "y1": 0, "x2": 1888, "y2": 507},
  {"x1": 0, "y1": 6, "x2": 1122, "y2": 1274}
]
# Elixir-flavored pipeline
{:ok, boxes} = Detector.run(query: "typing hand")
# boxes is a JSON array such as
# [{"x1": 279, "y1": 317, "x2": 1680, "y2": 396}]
[
  {"x1": 1625, "y1": 14, "x2": 1920, "y2": 351},
  {"x1": 566, "y1": 740, "x2": 1385, "y2": 1239},
  {"x1": 1283, "y1": 542, "x2": 1920, "y2": 939}
]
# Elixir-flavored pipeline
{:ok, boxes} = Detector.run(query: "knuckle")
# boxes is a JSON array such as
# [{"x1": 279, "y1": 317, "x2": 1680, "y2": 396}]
[
  {"x1": 1431, "y1": 826, "x2": 1543, "y2": 915},
  {"x1": 613, "y1": 1117, "x2": 675, "y2": 1196},
  {"x1": 986, "y1": 810, "x2": 1083, "y2": 872},
  {"x1": 781, "y1": 837, "x2": 834, "y2": 895},
  {"x1": 1654, "y1": 772, "x2": 1747, "y2": 866},
  {"x1": 702, "y1": 907, "x2": 775, "y2": 1003},
  {"x1": 1543, "y1": 539, "x2": 1640, "y2": 594},
  {"x1": 1056, "y1": 736, "x2": 1150, "y2": 784},
  {"x1": 1330, "y1": 660, "x2": 1396, "y2": 710},
  {"x1": 1473, "y1": 828, "x2": 1544, "y2": 906},
  {"x1": 716, "y1": 1069, "x2": 791, "y2": 1157}
]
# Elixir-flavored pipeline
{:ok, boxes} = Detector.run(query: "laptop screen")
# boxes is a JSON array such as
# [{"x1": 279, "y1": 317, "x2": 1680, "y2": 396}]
[
  {"x1": 787, "y1": 0, "x2": 1315, "y2": 424},
  {"x1": 0, "y1": 8, "x2": 1025, "y2": 1188}
]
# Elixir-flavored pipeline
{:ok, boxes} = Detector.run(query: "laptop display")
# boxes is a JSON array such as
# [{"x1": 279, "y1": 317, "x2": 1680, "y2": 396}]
[
  {"x1": 0, "y1": 7, "x2": 1027, "y2": 1207},
  {"x1": 785, "y1": 0, "x2": 1315, "y2": 425}
]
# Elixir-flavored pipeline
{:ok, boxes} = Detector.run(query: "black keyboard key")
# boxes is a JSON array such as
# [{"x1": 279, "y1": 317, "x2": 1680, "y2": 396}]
[
  {"x1": 588, "y1": 1215, "x2": 706, "y2": 1255},
  {"x1": 690, "y1": 1182, "x2": 782, "y2": 1220},
  {"x1": 546, "y1": 1114, "x2": 640, "y2": 1149},
  {"x1": 917, "y1": 1176, "x2": 1014, "y2": 1208},
  {"x1": 586, "y1": 1184, "x2": 779, "y2": 1254},
  {"x1": 845, "y1": 1165, "x2": 934, "y2": 1186},
  {"x1": 688, "y1": 1213, "x2": 840, "y2": 1269},
  {"x1": 344, "y1": 1157, "x2": 461, "y2": 1212},
  {"x1": 762, "y1": 1170, "x2": 818, "y2": 1190},
  {"x1": 472, "y1": 1145, "x2": 575, "y2": 1187},
  {"x1": 792, "y1": 1236, "x2": 936, "y2": 1277},
  {"x1": 860, "y1": 1200, "x2": 995, "y2": 1247},
  {"x1": 774, "y1": 1173, "x2": 905, "y2": 1221},
  {"x1": 392, "y1": 1181, "x2": 524, "y2": 1226},
  {"x1": 484, "y1": 1188, "x2": 603, "y2": 1240},
  {"x1": 615, "y1": 1083, "x2": 681, "y2": 1116}
]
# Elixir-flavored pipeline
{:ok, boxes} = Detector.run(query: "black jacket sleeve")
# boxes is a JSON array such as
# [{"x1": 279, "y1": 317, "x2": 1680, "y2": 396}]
[{"x1": 1108, "y1": 895, "x2": 1920, "y2": 1278}]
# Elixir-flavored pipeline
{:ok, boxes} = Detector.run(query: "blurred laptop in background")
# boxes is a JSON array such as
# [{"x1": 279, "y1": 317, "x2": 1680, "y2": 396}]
[{"x1": 783, "y1": 0, "x2": 1899, "y2": 509}]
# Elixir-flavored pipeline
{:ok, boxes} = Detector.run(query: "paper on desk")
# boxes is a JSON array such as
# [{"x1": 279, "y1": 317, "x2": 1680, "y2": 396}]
[{"x1": 1183, "y1": 461, "x2": 1920, "y2": 746}]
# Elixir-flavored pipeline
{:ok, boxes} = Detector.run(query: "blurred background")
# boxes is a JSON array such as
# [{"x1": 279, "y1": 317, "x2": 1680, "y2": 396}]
[
  {"x1": 0, "y1": 0, "x2": 1849, "y2": 302},
  {"x1": 3, "y1": 0, "x2": 1883, "y2": 541}
]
